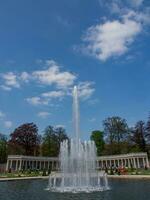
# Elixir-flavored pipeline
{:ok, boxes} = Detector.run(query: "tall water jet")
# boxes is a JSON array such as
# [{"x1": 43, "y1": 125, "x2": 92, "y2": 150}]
[
  {"x1": 73, "y1": 85, "x2": 80, "y2": 144},
  {"x1": 48, "y1": 86, "x2": 109, "y2": 193}
]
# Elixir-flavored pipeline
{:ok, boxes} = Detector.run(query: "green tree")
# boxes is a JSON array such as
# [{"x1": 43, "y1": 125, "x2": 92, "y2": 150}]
[
  {"x1": 103, "y1": 116, "x2": 128, "y2": 154},
  {"x1": 90, "y1": 130, "x2": 105, "y2": 156},
  {"x1": 131, "y1": 121, "x2": 146, "y2": 152},
  {"x1": 0, "y1": 133, "x2": 7, "y2": 163},
  {"x1": 9, "y1": 123, "x2": 40, "y2": 156},
  {"x1": 42, "y1": 126, "x2": 69, "y2": 157}
]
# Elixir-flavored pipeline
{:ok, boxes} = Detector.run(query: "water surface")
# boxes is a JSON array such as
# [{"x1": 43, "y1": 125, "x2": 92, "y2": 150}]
[{"x1": 0, "y1": 178, "x2": 150, "y2": 200}]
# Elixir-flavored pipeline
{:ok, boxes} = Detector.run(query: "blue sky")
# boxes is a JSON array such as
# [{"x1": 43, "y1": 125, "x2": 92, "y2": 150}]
[{"x1": 0, "y1": 0, "x2": 150, "y2": 140}]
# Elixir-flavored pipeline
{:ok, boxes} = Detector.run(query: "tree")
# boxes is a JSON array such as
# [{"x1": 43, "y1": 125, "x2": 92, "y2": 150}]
[
  {"x1": 41, "y1": 126, "x2": 69, "y2": 157},
  {"x1": 90, "y1": 130, "x2": 105, "y2": 156},
  {"x1": 130, "y1": 121, "x2": 146, "y2": 152},
  {"x1": 0, "y1": 133, "x2": 7, "y2": 163},
  {"x1": 55, "y1": 127, "x2": 69, "y2": 148},
  {"x1": 103, "y1": 116, "x2": 128, "y2": 154},
  {"x1": 9, "y1": 123, "x2": 40, "y2": 156},
  {"x1": 145, "y1": 116, "x2": 150, "y2": 143}
]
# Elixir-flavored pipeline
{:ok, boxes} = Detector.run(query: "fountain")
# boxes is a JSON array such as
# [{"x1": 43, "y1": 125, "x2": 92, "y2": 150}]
[{"x1": 48, "y1": 86, "x2": 109, "y2": 192}]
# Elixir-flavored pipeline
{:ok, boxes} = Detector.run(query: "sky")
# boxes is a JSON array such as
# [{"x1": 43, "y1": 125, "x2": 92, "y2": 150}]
[{"x1": 0, "y1": 0, "x2": 150, "y2": 140}]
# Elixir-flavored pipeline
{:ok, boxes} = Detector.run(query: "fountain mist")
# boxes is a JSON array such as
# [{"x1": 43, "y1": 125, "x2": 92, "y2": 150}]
[{"x1": 48, "y1": 86, "x2": 109, "y2": 192}]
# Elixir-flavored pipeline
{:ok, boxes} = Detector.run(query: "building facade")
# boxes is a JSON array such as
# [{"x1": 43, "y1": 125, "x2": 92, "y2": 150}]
[{"x1": 6, "y1": 152, "x2": 149, "y2": 172}]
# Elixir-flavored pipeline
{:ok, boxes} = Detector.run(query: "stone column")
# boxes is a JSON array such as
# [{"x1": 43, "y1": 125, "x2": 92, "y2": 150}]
[
  {"x1": 124, "y1": 159, "x2": 127, "y2": 167},
  {"x1": 39, "y1": 161, "x2": 42, "y2": 170},
  {"x1": 52, "y1": 161, "x2": 54, "y2": 170},
  {"x1": 143, "y1": 158, "x2": 146, "y2": 168},
  {"x1": 146, "y1": 157, "x2": 149, "y2": 168},
  {"x1": 133, "y1": 158, "x2": 136, "y2": 168},
  {"x1": 117, "y1": 159, "x2": 119, "y2": 167},
  {"x1": 35, "y1": 161, "x2": 37, "y2": 169},
  {"x1": 128, "y1": 159, "x2": 131, "y2": 168},
  {"x1": 6, "y1": 159, "x2": 9, "y2": 171},
  {"x1": 32, "y1": 160, "x2": 35, "y2": 169},
  {"x1": 19, "y1": 160, "x2": 22, "y2": 171},
  {"x1": 25, "y1": 160, "x2": 27, "y2": 170},
  {"x1": 114, "y1": 160, "x2": 116, "y2": 168},
  {"x1": 106, "y1": 160, "x2": 108, "y2": 168},
  {"x1": 15, "y1": 160, "x2": 18, "y2": 171},
  {"x1": 137, "y1": 158, "x2": 140, "y2": 168},
  {"x1": 109, "y1": 160, "x2": 111, "y2": 168},
  {"x1": 121, "y1": 159, "x2": 123, "y2": 167}
]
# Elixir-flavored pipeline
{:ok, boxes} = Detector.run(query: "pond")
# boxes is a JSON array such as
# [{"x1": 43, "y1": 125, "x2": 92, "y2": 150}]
[{"x1": 0, "y1": 178, "x2": 150, "y2": 200}]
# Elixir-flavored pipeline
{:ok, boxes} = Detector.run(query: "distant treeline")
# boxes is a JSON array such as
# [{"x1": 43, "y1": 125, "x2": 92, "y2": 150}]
[{"x1": 0, "y1": 115, "x2": 150, "y2": 163}]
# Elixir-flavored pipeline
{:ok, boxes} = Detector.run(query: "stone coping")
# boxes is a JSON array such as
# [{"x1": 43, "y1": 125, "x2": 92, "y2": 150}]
[{"x1": 1, "y1": 175, "x2": 150, "y2": 182}]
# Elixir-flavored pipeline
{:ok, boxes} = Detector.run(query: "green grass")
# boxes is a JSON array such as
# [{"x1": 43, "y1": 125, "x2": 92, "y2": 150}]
[{"x1": 0, "y1": 170, "x2": 49, "y2": 178}]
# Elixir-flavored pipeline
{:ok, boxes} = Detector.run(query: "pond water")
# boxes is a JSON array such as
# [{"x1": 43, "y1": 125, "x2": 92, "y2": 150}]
[{"x1": 0, "y1": 178, "x2": 150, "y2": 200}]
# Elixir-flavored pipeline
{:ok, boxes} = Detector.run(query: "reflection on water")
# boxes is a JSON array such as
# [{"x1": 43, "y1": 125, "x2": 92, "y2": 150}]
[{"x1": 0, "y1": 178, "x2": 150, "y2": 200}]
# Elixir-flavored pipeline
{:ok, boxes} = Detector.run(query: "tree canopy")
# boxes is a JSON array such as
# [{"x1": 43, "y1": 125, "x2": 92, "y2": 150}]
[
  {"x1": 9, "y1": 123, "x2": 40, "y2": 156},
  {"x1": 0, "y1": 133, "x2": 7, "y2": 163},
  {"x1": 42, "y1": 126, "x2": 69, "y2": 157},
  {"x1": 90, "y1": 130, "x2": 105, "y2": 156}
]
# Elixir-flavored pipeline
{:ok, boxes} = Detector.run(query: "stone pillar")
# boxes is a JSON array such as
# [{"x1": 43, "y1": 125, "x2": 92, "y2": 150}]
[
  {"x1": 143, "y1": 158, "x2": 146, "y2": 168},
  {"x1": 109, "y1": 160, "x2": 112, "y2": 168},
  {"x1": 121, "y1": 159, "x2": 123, "y2": 167},
  {"x1": 146, "y1": 157, "x2": 149, "y2": 168},
  {"x1": 52, "y1": 161, "x2": 54, "y2": 170},
  {"x1": 25, "y1": 160, "x2": 27, "y2": 170},
  {"x1": 48, "y1": 161, "x2": 50, "y2": 169},
  {"x1": 35, "y1": 160, "x2": 37, "y2": 169},
  {"x1": 133, "y1": 158, "x2": 136, "y2": 168},
  {"x1": 6, "y1": 159, "x2": 9, "y2": 171},
  {"x1": 124, "y1": 159, "x2": 127, "y2": 167},
  {"x1": 105, "y1": 160, "x2": 108, "y2": 168},
  {"x1": 31, "y1": 161, "x2": 34, "y2": 169},
  {"x1": 117, "y1": 159, "x2": 119, "y2": 167},
  {"x1": 19, "y1": 160, "x2": 22, "y2": 171},
  {"x1": 15, "y1": 160, "x2": 18, "y2": 171},
  {"x1": 39, "y1": 161, "x2": 42, "y2": 170},
  {"x1": 128, "y1": 159, "x2": 131, "y2": 168},
  {"x1": 137, "y1": 158, "x2": 140, "y2": 168}
]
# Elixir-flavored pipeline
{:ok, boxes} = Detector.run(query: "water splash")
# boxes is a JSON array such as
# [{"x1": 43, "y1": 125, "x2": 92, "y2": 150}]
[{"x1": 48, "y1": 86, "x2": 109, "y2": 193}]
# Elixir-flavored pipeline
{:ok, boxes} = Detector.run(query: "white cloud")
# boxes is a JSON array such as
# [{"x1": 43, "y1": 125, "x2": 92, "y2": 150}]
[
  {"x1": 0, "y1": 85, "x2": 11, "y2": 91},
  {"x1": 78, "y1": 82, "x2": 95, "y2": 100},
  {"x1": 1, "y1": 72, "x2": 20, "y2": 89},
  {"x1": 20, "y1": 72, "x2": 30, "y2": 82},
  {"x1": 89, "y1": 118, "x2": 96, "y2": 122},
  {"x1": 32, "y1": 60, "x2": 76, "y2": 88},
  {"x1": 129, "y1": 0, "x2": 144, "y2": 7},
  {"x1": 4, "y1": 121, "x2": 12, "y2": 128},
  {"x1": 100, "y1": 0, "x2": 144, "y2": 9},
  {"x1": 83, "y1": 16, "x2": 141, "y2": 61},
  {"x1": 26, "y1": 97, "x2": 49, "y2": 106},
  {"x1": 42, "y1": 90, "x2": 65, "y2": 98},
  {"x1": 27, "y1": 90, "x2": 66, "y2": 106},
  {"x1": 0, "y1": 60, "x2": 77, "y2": 91},
  {"x1": 55, "y1": 124, "x2": 65, "y2": 128},
  {"x1": 37, "y1": 111, "x2": 50, "y2": 118},
  {"x1": 0, "y1": 111, "x2": 5, "y2": 119}
]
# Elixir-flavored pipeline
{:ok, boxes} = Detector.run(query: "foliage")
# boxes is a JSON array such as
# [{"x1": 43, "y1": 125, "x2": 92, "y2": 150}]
[
  {"x1": 8, "y1": 123, "x2": 40, "y2": 156},
  {"x1": 41, "y1": 125, "x2": 69, "y2": 157},
  {"x1": 130, "y1": 121, "x2": 146, "y2": 152},
  {"x1": 0, "y1": 133, "x2": 7, "y2": 163},
  {"x1": 103, "y1": 116, "x2": 129, "y2": 154},
  {"x1": 90, "y1": 130, "x2": 105, "y2": 156}
]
